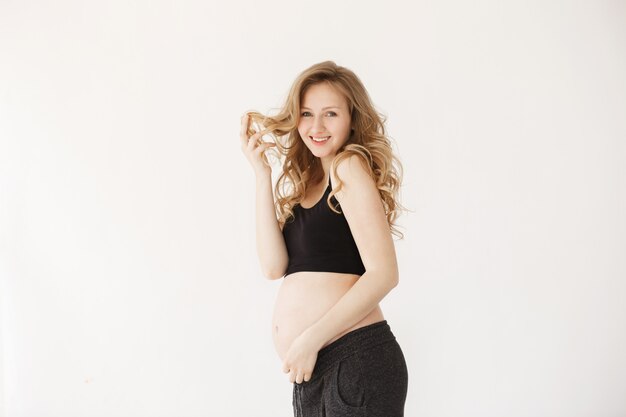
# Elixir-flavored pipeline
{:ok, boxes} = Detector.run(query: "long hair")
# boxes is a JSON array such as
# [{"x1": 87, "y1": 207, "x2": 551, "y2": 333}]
[{"x1": 245, "y1": 60, "x2": 408, "y2": 239}]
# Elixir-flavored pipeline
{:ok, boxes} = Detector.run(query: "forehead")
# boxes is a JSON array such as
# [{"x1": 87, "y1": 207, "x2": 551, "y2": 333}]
[{"x1": 301, "y1": 83, "x2": 347, "y2": 109}]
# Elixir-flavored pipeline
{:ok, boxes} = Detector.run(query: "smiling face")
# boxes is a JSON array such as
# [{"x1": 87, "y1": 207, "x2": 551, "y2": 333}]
[{"x1": 298, "y1": 82, "x2": 352, "y2": 165}]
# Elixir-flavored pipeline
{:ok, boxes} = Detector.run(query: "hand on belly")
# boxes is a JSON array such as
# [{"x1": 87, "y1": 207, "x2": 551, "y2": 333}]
[
  {"x1": 279, "y1": 327, "x2": 323, "y2": 384},
  {"x1": 270, "y1": 272, "x2": 382, "y2": 363}
]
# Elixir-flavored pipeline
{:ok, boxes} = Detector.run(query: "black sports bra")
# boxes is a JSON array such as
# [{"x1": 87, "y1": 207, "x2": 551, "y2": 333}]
[{"x1": 281, "y1": 175, "x2": 366, "y2": 277}]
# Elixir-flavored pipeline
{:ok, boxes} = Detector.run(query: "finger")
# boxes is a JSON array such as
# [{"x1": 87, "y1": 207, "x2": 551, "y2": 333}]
[
  {"x1": 282, "y1": 363, "x2": 290, "y2": 374},
  {"x1": 303, "y1": 372, "x2": 311, "y2": 383},
  {"x1": 247, "y1": 132, "x2": 263, "y2": 150},
  {"x1": 295, "y1": 371, "x2": 304, "y2": 384},
  {"x1": 239, "y1": 115, "x2": 258, "y2": 144},
  {"x1": 253, "y1": 142, "x2": 273, "y2": 154},
  {"x1": 239, "y1": 113, "x2": 251, "y2": 145}
]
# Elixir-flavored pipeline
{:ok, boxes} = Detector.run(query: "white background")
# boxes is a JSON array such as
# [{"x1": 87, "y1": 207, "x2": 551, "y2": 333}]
[{"x1": 1, "y1": 1, "x2": 625, "y2": 416}]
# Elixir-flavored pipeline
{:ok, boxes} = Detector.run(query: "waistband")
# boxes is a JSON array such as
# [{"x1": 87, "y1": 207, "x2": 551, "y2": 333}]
[{"x1": 304, "y1": 320, "x2": 396, "y2": 383}]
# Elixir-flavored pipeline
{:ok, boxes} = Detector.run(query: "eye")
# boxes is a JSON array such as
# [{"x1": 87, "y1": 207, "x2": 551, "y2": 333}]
[{"x1": 300, "y1": 111, "x2": 337, "y2": 117}]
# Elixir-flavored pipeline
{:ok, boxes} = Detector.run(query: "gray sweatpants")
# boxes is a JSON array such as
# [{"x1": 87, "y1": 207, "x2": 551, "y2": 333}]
[{"x1": 292, "y1": 320, "x2": 408, "y2": 417}]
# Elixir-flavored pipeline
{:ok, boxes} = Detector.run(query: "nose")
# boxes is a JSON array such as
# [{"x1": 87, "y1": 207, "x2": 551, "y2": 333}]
[{"x1": 310, "y1": 115, "x2": 326, "y2": 133}]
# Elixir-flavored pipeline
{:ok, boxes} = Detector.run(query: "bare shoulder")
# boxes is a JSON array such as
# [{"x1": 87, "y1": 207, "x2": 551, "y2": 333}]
[
  {"x1": 329, "y1": 153, "x2": 398, "y2": 277},
  {"x1": 329, "y1": 154, "x2": 373, "y2": 199}
]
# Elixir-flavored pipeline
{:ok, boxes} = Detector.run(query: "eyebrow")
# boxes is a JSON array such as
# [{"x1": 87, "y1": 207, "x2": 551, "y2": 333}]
[{"x1": 301, "y1": 106, "x2": 340, "y2": 110}]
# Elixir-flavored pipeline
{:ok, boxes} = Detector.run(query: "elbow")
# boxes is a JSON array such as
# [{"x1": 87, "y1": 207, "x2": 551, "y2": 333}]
[
  {"x1": 261, "y1": 267, "x2": 276, "y2": 280},
  {"x1": 263, "y1": 262, "x2": 288, "y2": 280},
  {"x1": 260, "y1": 254, "x2": 288, "y2": 280},
  {"x1": 365, "y1": 266, "x2": 399, "y2": 289},
  {"x1": 264, "y1": 269, "x2": 285, "y2": 280}
]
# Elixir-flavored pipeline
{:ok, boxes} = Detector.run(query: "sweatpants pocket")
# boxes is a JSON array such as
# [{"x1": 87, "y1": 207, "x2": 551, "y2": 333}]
[{"x1": 330, "y1": 353, "x2": 368, "y2": 414}]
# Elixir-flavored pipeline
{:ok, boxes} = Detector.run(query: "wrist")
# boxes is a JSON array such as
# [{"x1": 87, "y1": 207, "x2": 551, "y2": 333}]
[
  {"x1": 305, "y1": 321, "x2": 328, "y2": 350},
  {"x1": 255, "y1": 170, "x2": 271, "y2": 184}
]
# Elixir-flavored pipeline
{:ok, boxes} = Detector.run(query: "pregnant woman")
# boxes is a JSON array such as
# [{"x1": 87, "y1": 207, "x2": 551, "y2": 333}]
[{"x1": 240, "y1": 60, "x2": 409, "y2": 416}]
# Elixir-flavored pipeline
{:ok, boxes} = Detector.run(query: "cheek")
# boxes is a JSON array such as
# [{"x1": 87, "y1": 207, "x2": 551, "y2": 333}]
[{"x1": 297, "y1": 121, "x2": 307, "y2": 135}]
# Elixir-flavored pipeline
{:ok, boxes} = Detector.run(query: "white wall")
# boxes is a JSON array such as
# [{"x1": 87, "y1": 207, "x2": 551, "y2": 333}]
[{"x1": 1, "y1": 1, "x2": 625, "y2": 416}]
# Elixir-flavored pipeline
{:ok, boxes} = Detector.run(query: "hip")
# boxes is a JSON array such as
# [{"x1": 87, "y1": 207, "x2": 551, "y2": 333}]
[{"x1": 292, "y1": 320, "x2": 409, "y2": 416}]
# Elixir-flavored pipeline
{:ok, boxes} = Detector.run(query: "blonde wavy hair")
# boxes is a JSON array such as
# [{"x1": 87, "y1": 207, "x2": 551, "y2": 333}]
[{"x1": 245, "y1": 60, "x2": 408, "y2": 239}]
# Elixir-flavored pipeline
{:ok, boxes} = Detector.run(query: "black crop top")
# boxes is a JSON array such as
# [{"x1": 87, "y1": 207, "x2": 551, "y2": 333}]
[{"x1": 281, "y1": 175, "x2": 366, "y2": 277}]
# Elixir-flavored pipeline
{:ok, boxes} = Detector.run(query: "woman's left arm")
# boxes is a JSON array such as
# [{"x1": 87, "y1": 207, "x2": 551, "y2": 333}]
[
  {"x1": 306, "y1": 154, "x2": 400, "y2": 347},
  {"x1": 281, "y1": 154, "x2": 400, "y2": 383}
]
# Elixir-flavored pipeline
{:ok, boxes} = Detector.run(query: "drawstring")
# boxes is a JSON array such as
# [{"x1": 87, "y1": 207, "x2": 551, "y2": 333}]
[
  {"x1": 298, "y1": 384, "x2": 302, "y2": 416},
  {"x1": 293, "y1": 383, "x2": 302, "y2": 416}
]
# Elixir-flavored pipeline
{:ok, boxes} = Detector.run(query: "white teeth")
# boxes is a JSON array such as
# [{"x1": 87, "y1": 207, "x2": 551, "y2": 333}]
[{"x1": 311, "y1": 136, "x2": 330, "y2": 142}]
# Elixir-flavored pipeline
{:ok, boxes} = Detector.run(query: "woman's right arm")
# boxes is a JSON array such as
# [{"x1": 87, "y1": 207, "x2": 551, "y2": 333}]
[
  {"x1": 240, "y1": 113, "x2": 288, "y2": 280},
  {"x1": 255, "y1": 172, "x2": 289, "y2": 280}
]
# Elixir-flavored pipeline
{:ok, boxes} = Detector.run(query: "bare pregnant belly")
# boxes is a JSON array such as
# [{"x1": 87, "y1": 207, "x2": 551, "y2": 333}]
[{"x1": 271, "y1": 271, "x2": 385, "y2": 362}]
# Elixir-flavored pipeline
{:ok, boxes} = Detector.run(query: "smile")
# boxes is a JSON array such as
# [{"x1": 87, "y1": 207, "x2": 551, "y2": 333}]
[{"x1": 310, "y1": 136, "x2": 330, "y2": 143}]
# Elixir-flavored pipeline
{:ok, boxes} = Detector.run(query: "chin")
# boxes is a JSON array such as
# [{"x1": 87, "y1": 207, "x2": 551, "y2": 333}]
[{"x1": 309, "y1": 148, "x2": 334, "y2": 157}]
